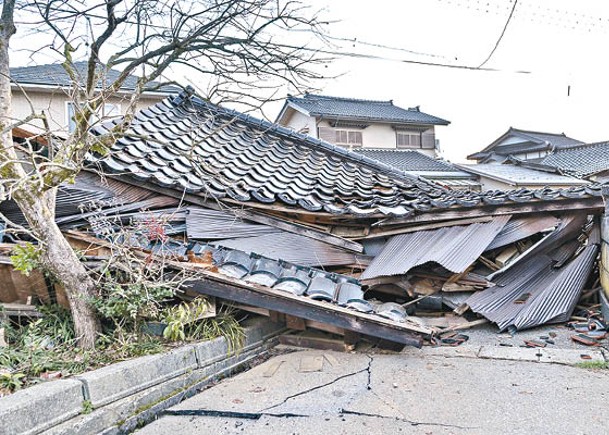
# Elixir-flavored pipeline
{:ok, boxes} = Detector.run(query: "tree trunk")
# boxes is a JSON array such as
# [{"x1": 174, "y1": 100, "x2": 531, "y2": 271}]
[{"x1": 14, "y1": 188, "x2": 101, "y2": 349}]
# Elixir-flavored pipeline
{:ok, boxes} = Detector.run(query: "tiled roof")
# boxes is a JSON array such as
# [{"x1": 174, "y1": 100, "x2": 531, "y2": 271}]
[
  {"x1": 457, "y1": 164, "x2": 589, "y2": 186},
  {"x1": 511, "y1": 129, "x2": 583, "y2": 150},
  {"x1": 468, "y1": 128, "x2": 583, "y2": 161},
  {"x1": 539, "y1": 141, "x2": 609, "y2": 178},
  {"x1": 10, "y1": 61, "x2": 179, "y2": 93},
  {"x1": 285, "y1": 94, "x2": 450, "y2": 125},
  {"x1": 354, "y1": 149, "x2": 470, "y2": 175},
  {"x1": 91, "y1": 89, "x2": 604, "y2": 218},
  {"x1": 92, "y1": 88, "x2": 447, "y2": 217}
]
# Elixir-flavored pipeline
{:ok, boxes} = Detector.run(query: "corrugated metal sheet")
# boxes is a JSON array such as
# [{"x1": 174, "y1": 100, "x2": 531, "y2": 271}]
[
  {"x1": 513, "y1": 243, "x2": 598, "y2": 329},
  {"x1": 186, "y1": 207, "x2": 279, "y2": 240},
  {"x1": 488, "y1": 212, "x2": 587, "y2": 279},
  {"x1": 211, "y1": 232, "x2": 363, "y2": 267},
  {"x1": 361, "y1": 215, "x2": 510, "y2": 280},
  {"x1": 485, "y1": 214, "x2": 559, "y2": 251},
  {"x1": 467, "y1": 242, "x2": 598, "y2": 331}
]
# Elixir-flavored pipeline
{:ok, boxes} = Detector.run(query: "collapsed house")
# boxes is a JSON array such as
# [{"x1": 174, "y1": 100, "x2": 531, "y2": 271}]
[{"x1": 0, "y1": 87, "x2": 606, "y2": 348}]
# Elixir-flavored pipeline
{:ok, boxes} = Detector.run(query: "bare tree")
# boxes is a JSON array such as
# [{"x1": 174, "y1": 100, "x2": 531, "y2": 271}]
[{"x1": 0, "y1": 0, "x2": 327, "y2": 349}]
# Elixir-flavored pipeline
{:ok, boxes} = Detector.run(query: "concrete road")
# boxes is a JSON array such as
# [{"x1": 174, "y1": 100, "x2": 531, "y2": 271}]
[{"x1": 137, "y1": 346, "x2": 609, "y2": 435}]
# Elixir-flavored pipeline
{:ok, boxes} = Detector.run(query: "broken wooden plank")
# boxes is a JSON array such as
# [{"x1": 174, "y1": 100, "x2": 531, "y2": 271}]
[
  {"x1": 441, "y1": 318, "x2": 488, "y2": 334},
  {"x1": 361, "y1": 216, "x2": 494, "y2": 238},
  {"x1": 186, "y1": 275, "x2": 427, "y2": 347},
  {"x1": 262, "y1": 359, "x2": 284, "y2": 378},
  {"x1": 379, "y1": 197, "x2": 603, "y2": 226},
  {"x1": 285, "y1": 315, "x2": 307, "y2": 331},
  {"x1": 299, "y1": 355, "x2": 324, "y2": 372},
  {"x1": 280, "y1": 334, "x2": 351, "y2": 353}
]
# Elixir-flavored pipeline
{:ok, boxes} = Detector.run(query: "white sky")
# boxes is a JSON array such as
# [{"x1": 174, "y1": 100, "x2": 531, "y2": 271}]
[
  {"x1": 9, "y1": 0, "x2": 609, "y2": 163},
  {"x1": 275, "y1": 0, "x2": 609, "y2": 162}
]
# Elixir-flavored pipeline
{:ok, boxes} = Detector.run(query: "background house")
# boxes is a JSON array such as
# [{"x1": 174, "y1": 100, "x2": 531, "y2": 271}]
[
  {"x1": 456, "y1": 163, "x2": 589, "y2": 190},
  {"x1": 275, "y1": 93, "x2": 450, "y2": 158},
  {"x1": 355, "y1": 149, "x2": 479, "y2": 191},
  {"x1": 518, "y1": 141, "x2": 609, "y2": 184},
  {"x1": 10, "y1": 61, "x2": 178, "y2": 137},
  {"x1": 467, "y1": 127, "x2": 583, "y2": 163}
]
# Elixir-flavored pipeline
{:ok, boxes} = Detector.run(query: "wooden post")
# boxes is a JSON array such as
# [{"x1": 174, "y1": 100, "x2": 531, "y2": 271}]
[{"x1": 601, "y1": 186, "x2": 609, "y2": 299}]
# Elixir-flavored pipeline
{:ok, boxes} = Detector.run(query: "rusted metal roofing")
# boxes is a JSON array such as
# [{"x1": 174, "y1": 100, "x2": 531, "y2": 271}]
[
  {"x1": 361, "y1": 215, "x2": 510, "y2": 279},
  {"x1": 212, "y1": 232, "x2": 366, "y2": 268}
]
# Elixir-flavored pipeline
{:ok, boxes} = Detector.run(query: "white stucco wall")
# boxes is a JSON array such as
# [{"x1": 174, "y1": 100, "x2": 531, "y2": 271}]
[
  {"x1": 11, "y1": 87, "x2": 169, "y2": 135},
  {"x1": 316, "y1": 119, "x2": 436, "y2": 154},
  {"x1": 282, "y1": 109, "x2": 318, "y2": 138}
]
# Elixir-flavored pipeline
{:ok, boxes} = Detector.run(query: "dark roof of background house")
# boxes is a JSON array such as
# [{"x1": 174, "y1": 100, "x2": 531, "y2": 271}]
[
  {"x1": 284, "y1": 93, "x2": 450, "y2": 125},
  {"x1": 354, "y1": 149, "x2": 469, "y2": 175},
  {"x1": 468, "y1": 127, "x2": 584, "y2": 160},
  {"x1": 539, "y1": 141, "x2": 609, "y2": 178},
  {"x1": 91, "y1": 88, "x2": 603, "y2": 218},
  {"x1": 10, "y1": 61, "x2": 180, "y2": 93},
  {"x1": 509, "y1": 129, "x2": 584, "y2": 150}
]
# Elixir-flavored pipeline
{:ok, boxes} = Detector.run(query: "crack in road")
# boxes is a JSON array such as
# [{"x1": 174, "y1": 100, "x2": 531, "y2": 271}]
[
  {"x1": 162, "y1": 353, "x2": 476, "y2": 430},
  {"x1": 261, "y1": 355, "x2": 373, "y2": 412},
  {"x1": 339, "y1": 409, "x2": 477, "y2": 430},
  {"x1": 163, "y1": 409, "x2": 308, "y2": 420},
  {"x1": 365, "y1": 354, "x2": 373, "y2": 390}
]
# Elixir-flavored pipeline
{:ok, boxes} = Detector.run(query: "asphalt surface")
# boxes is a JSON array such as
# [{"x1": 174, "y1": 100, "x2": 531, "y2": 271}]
[{"x1": 137, "y1": 338, "x2": 609, "y2": 435}]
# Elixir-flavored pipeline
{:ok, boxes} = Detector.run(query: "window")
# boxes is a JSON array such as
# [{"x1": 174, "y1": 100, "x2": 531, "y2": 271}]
[
  {"x1": 396, "y1": 131, "x2": 421, "y2": 148},
  {"x1": 66, "y1": 102, "x2": 122, "y2": 132},
  {"x1": 335, "y1": 129, "x2": 362, "y2": 147},
  {"x1": 317, "y1": 126, "x2": 363, "y2": 147}
]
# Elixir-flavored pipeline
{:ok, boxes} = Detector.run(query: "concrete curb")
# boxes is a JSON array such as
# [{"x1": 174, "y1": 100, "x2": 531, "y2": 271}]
[{"x1": 0, "y1": 317, "x2": 284, "y2": 435}]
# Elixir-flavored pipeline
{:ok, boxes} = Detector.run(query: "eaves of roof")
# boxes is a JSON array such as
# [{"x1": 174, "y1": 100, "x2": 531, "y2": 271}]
[{"x1": 456, "y1": 164, "x2": 589, "y2": 186}]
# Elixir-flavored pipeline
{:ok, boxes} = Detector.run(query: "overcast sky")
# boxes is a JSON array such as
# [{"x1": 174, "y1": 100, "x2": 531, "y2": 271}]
[
  {"x1": 10, "y1": 0, "x2": 609, "y2": 163},
  {"x1": 273, "y1": 0, "x2": 609, "y2": 162}
]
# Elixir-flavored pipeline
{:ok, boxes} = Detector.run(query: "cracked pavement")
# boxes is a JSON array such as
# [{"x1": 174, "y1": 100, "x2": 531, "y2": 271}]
[{"x1": 136, "y1": 347, "x2": 609, "y2": 434}]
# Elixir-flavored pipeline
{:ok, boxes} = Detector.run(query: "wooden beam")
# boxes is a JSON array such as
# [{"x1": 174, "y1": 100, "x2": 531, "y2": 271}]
[
  {"x1": 359, "y1": 216, "x2": 494, "y2": 240},
  {"x1": 279, "y1": 334, "x2": 352, "y2": 352},
  {"x1": 186, "y1": 276, "x2": 426, "y2": 347},
  {"x1": 109, "y1": 175, "x2": 364, "y2": 253},
  {"x1": 379, "y1": 197, "x2": 604, "y2": 226},
  {"x1": 286, "y1": 315, "x2": 306, "y2": 331}
]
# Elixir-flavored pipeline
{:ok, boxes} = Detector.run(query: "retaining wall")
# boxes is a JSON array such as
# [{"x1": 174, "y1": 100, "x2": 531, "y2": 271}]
[{"x1": 0, "y1": 317, "x2": 283, "y2": 435}]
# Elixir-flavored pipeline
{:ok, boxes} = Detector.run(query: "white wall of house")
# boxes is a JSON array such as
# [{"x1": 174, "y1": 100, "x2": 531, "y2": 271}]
[
  {"x1": 11, "y1": 87, "x2": 169, "y2": 135},
  {"x1": 313, "y1": 119, "x2": 436, "y2": 157},
  {"x1": 282, "y1": 109, "x2": 318, "y2": 138}
]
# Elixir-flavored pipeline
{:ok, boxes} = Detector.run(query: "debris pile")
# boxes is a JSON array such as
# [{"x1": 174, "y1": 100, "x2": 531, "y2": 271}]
[{"x1": 1, "y1": 89, "x2": 607, "y2": 349}]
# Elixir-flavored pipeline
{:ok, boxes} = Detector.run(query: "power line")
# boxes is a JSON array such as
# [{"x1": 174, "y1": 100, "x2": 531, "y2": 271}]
[{"x1": 478, "y1": 0, "x2": 518, "y2": 68}]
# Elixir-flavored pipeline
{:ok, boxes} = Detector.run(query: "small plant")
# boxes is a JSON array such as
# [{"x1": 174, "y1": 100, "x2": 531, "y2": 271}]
[
  {"x1": 10, "y1": 243, "x2": 42, "y2": 276},
  {"x1": 0, "y1": 372, "x2": 25, "y2": 393},
  {"x1": 163, "y1": 298, "x2": 211, "y2": 341},
  {"x1": 82, "y1": 400, "x2": 94, "y2": 414},
  {"x1": 576, "y1": 361, "x2": 609, "y2": 370}
]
